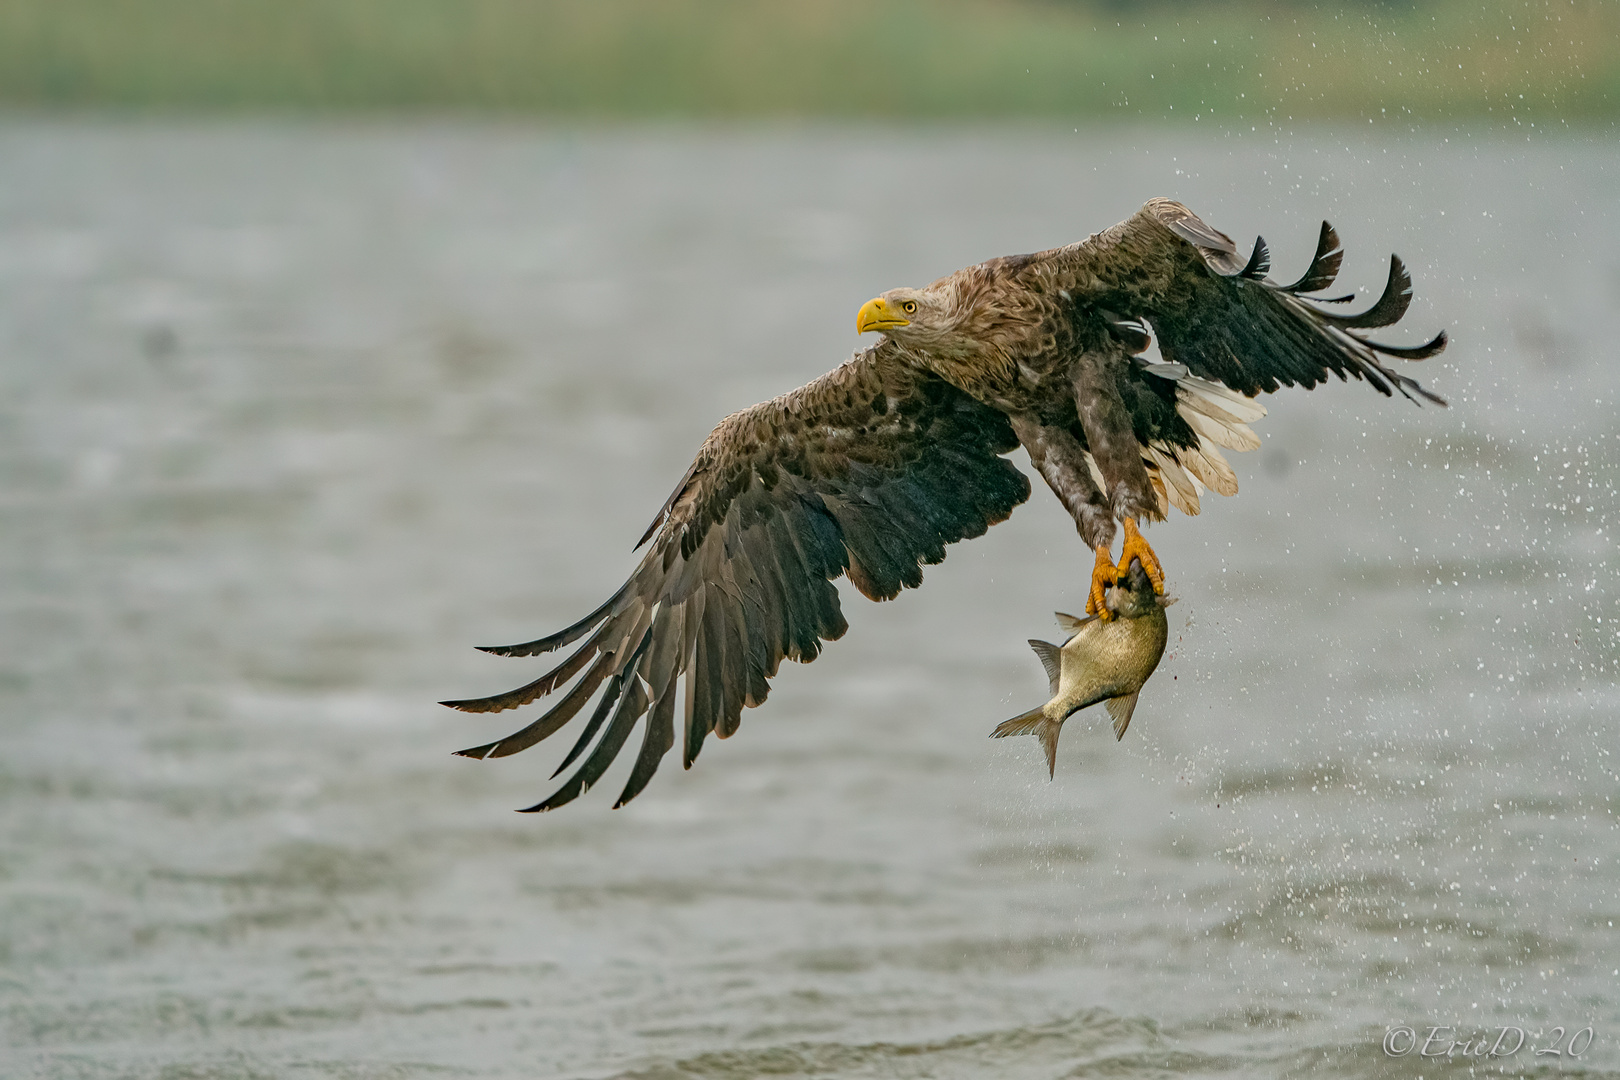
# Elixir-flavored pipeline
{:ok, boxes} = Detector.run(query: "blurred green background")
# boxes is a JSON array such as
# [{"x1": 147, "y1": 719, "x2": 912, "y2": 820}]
[{"x1": 0, "y1": 0, "x2": 1611, "y2": 120}]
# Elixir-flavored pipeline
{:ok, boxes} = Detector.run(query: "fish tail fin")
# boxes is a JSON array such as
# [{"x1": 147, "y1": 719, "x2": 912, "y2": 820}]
[
  {"x1": 990, "y1": 707, "x2": 1046, "y2": 739},
  {"x1": 991, "y1": 706, "x2": 1063, "y2": 779}
]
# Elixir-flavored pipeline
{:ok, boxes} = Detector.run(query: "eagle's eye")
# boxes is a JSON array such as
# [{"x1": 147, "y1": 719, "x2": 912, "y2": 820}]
[{"x1": 901, "y1": 300, "x2": 917, "y2": 315}]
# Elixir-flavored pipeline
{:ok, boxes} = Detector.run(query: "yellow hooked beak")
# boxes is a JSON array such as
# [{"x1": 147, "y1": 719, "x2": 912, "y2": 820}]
[{"x1": 856, "y1": 296, "x2": 910, "y2": 334}]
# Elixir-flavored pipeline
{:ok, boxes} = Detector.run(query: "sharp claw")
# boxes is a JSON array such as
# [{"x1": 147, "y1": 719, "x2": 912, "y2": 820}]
[
  {"x1": 1117, "y1": 517, "x2": 1166, "y2": 595},
  {"x1": 1088, "y1": 544, "x2": 1115, "y2": 620}
]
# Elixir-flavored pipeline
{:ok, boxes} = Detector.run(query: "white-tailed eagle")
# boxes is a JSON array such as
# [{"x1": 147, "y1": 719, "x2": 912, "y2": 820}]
[{"x1": 444, "y1": 199, "x2": 1446, "y2": 810}]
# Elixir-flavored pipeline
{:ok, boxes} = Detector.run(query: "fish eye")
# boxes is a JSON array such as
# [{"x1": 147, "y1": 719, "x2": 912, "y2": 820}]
[{"x1": 901, "y1": 300, "x2": 917, "y2": 314}]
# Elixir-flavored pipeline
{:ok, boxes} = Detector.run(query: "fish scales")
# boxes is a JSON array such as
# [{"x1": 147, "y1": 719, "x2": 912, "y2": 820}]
[{"x1": 991, "y1": 558, "x2": 1172, "y2": 777}]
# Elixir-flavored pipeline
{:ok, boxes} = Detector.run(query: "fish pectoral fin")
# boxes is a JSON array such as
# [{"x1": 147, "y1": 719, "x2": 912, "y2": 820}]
[
  {"x1": 1053, "y1": 611, "x2": 1094, "y2": 636},
  {"x1": 1028, "y1": 639, "x2": 1062, "y2": 696},
  {"x1": 1105, "y1": 691, "x2": 1141, "y2": 741}
]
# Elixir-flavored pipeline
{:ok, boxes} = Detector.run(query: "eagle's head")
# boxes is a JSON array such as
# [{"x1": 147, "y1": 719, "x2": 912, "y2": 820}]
[{"x1": 855, "y1": 288, "x2": 956, "y2": 348}]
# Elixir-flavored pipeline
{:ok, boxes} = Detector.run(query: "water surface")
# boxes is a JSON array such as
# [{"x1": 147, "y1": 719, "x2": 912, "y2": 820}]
[{"x1": 1, "y1": 121, "x2": 1616, "y2": 1078}]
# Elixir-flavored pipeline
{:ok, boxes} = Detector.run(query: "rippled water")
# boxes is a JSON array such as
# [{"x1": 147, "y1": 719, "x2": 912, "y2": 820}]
[{"x1": 2, "y1": 121, "x2": 1616, "y2": 1079}]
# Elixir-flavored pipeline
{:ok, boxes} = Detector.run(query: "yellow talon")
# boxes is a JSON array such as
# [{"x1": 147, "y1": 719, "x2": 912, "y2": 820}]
[
  {"x1": 1087, "y1": 544, "x2": 1116, "y2": 620},
  {"x1": 1117, "y1": 517, "x2": 1165, "y2": 595}
]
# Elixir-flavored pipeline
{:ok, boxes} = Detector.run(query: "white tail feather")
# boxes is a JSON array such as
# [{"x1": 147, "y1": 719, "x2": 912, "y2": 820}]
[
  {"x1": 1179, "y1": 395, "x2": 1263, "y2": 433},
  {"x1": 1179, "y1": 375, "x2": 1268, "y2": 423},
  {"x1": 1182, "y1": 437, "x2": 1239, "y2": 496},
  {"x1": 1144, "y1": 463, "x2": 1170, "y2": 517},
  {"x1": 1148, "y1": 443, "x2": 1202, "y2": 516},
  {"x1": 1180, "y1": 406, "x2": 1262, "y2": 453},
  {"x1": 1179, "y1": 394, "x2": 1260, "y2": 429}
]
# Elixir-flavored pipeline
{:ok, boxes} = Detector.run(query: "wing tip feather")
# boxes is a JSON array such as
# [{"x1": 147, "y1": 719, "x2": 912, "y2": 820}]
[{"x1": 475, "y1": 587, "x2": 626, "y2": 658}]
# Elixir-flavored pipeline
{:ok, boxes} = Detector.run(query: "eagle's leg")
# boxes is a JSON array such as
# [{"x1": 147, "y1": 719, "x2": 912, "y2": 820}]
[
  {"x1": 1070, "y1": 353, "x2": 1166, "y2": 613},
  {"x1": 1117, "y1": 517, "x2": 1165, "y2": 595},
  {"x1": 1007, "y1": 415, "x2": 1120, "y2": 619}
]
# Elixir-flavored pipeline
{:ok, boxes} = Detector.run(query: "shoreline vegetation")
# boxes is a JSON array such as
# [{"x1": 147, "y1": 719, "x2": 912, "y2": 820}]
[{"x1": 0, "y1": 0, "x2": 1613, "y2": 122}]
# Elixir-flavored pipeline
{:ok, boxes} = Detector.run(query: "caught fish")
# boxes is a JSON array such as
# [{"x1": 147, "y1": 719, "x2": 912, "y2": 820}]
[{"x1": 992, "y1": 558, "x2": 1174, "y2": 777}]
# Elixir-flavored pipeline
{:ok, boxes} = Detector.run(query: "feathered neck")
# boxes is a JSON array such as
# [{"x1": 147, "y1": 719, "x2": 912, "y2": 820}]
[{"x1": 892, "y1": 262, "x2": 1024, "y2": 389}]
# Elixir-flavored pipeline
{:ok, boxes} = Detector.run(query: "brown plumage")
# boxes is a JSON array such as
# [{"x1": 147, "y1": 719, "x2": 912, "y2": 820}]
[{"x1": 444, "y1": 199, "x2": 1447, "y2": 811}]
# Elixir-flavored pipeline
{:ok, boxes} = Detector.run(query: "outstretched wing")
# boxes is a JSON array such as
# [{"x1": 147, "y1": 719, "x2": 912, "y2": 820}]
[
  {"x1": 442, "y1": 344, "x2": 1030, "y2": 811},
  {"x1": 1055, "y1": 198, "x2": 1448, "y2": 405}
]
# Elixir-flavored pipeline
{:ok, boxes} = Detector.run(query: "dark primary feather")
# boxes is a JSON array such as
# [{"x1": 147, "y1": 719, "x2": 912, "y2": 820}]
[
  {"x1": 1067, "y1": 199, "x2": 1447, "y2": 407},
  {"x1": 1317, "y1": 254, "x2": 1415, "y2": 330},
  {"x1": 474, "y1": 588, "x2": 625, "y2": 659},
  {"x1": 1280, "y1": 221, "x2": 1345, "y2": 296},
  {"x1": 444, "y1": 347, "x2": 1030, "y2": 809},
  {"x1": 1238, "y1": 236, "x2": 1270, "y2": 281}
]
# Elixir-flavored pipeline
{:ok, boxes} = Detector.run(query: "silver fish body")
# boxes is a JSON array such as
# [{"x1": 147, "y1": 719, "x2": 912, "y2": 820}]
[{"x1": 992, "y1": 559, "x2": 1172, "y2": 777}]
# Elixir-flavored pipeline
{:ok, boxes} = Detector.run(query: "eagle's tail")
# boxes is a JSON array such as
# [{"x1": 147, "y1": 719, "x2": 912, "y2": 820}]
[
  {"x1": 1146, "y1": 375, "x2": 1265, "y2": 515},
  {"x1": 1074, "y1": 368, "x2": 1263, "y2": 520}
]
